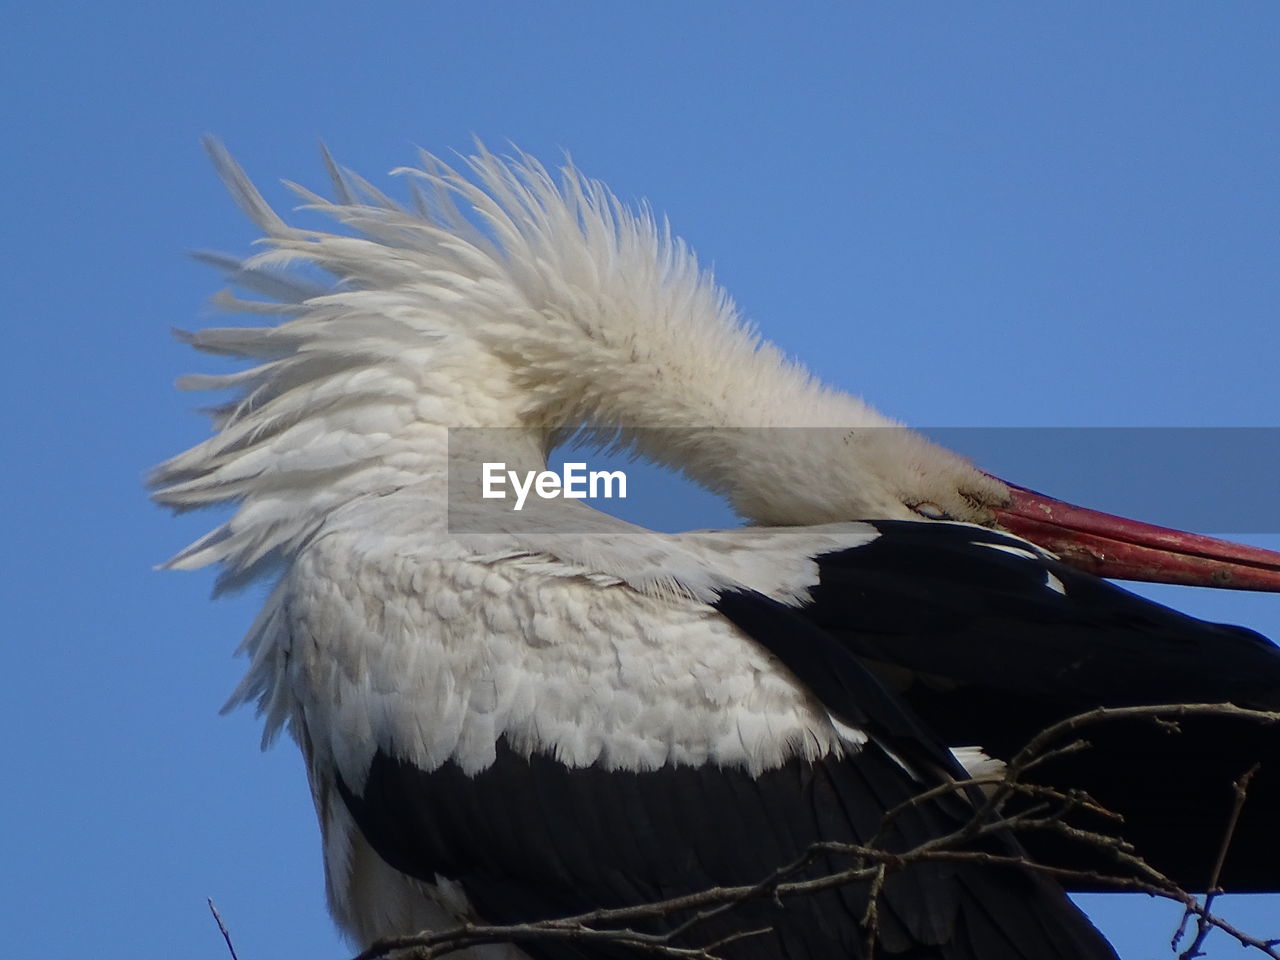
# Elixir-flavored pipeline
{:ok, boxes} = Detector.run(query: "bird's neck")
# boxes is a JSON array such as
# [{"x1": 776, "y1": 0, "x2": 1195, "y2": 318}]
[{"x1": 498, "y1": 305, "x2": 902, "y2": 525}]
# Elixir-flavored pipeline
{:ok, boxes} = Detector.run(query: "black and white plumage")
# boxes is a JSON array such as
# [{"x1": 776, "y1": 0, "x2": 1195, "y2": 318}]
[{"x1": 153, "y1": 140, "x2": 1280, "y2": 959}]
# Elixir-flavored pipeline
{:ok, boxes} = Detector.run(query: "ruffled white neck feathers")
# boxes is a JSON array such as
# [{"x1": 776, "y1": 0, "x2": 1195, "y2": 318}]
[{"x1": 152, "y1": 141, "x2": 1003, "y2": 586}]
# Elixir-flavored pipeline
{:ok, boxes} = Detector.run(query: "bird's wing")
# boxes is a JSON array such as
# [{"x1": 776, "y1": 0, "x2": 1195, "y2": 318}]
[
  {"x1": 791, "y1": 519, "x2": 1280, "y2": 890},
  {"x1": 281, "y1": 527, "x2": 1115, "y2": 960}
]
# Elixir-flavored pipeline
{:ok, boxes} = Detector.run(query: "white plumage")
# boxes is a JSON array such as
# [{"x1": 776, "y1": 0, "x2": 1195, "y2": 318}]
[
  {"x1": 155, "y1": 139, "x2": 1280, "y2": 959},
  {"x1": 156, "y1": 141, "x2": 933, "y2": 951}
]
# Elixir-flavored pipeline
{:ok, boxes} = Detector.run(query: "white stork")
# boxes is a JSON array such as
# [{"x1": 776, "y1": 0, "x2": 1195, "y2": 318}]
[{"x1": 153, "y1": 140, "x2": 1280, "y2": 960}]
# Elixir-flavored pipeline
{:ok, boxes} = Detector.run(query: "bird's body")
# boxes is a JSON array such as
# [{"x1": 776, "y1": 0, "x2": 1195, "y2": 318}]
[
  {"x1": 235, "y1": 500, "x2": 1123, "y2": 958},
  {"x1": 155, "y1": 141, "x2": 1280, "y2": 959}
]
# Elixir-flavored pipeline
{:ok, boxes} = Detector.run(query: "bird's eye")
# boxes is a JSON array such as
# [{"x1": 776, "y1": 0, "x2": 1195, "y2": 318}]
[{"x1": 912, "y1": 501, "x2": 951, "y2": 520}]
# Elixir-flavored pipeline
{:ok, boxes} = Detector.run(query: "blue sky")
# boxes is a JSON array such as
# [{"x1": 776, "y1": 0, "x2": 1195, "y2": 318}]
[{"x1": 5, "y1": 4, "x2": 1280, "y2": 958}]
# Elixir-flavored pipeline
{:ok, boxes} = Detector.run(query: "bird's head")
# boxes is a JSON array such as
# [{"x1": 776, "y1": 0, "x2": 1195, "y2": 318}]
[
  {"x1": 161, "y1": 140, "x2": 1280, "y2": 592},
  {"x1": 791, "y1": 423, "x2": 1280, "y2": 590}
]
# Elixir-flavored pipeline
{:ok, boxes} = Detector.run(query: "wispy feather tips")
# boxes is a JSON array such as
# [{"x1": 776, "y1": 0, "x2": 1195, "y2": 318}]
[{"x1": 201, "y1": 136, "x2": 297, "y2": 239}]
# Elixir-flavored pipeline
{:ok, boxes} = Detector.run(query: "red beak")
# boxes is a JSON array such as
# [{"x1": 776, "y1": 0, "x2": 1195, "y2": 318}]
[{"x1": 992, "y1": 483, "x2": 1280, "y2": 591}]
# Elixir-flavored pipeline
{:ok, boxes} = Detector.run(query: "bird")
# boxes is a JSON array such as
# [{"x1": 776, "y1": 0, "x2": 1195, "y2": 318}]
[{"x1": 153, "y1": 139, "x2": 1280, "y2": 960}]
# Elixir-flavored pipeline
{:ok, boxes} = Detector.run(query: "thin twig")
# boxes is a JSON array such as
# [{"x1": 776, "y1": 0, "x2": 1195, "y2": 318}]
[
  {"x1": 1210, "y1": 764, "x2": 1261, "y2": 894},
  {"x1": 1175, "y1": 762, "x2": 1262, "y2": 960},
  {"x1": 207, "y1": 899, "x2": 241, "y2": 960}
]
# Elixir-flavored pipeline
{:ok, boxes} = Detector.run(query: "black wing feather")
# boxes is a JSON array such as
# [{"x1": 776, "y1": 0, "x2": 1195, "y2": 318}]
[{"x1": 804, "y1": 520, "x2": 1280, "y2": 891}]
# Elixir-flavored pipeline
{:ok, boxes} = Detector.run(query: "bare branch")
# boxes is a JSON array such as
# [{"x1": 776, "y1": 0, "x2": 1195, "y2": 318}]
[
  {"x1": 1175, "y1": 763, "x2": 1263, "y2": 960},
  {"x1": 207, "y1": 899, "x2": 240, "y2": 960},
  {"x1": 347, "y1": 703, "x2": 1280, "y2": 960}
]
